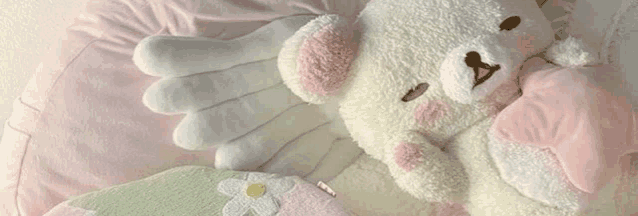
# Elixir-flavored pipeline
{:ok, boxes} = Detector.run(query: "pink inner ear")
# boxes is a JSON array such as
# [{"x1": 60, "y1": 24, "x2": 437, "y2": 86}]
[{"x1": 297, "y1": 24, "x2": 357, "y2": 96}]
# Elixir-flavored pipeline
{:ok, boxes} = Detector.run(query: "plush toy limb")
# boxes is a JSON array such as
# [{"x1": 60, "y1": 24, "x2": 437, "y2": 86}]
[
  {"x1": 213, "y1": 103, "x2": 336, "y2": 170},
  {"x1": 142, "y1": 58, "x2": 281, "y2": 114},
  {"x1": 133, "y1": 15, "x2": 316, "y2": 78},
  {"x1": 385, "y1": 132, "x2": 469, "y2": 203}
]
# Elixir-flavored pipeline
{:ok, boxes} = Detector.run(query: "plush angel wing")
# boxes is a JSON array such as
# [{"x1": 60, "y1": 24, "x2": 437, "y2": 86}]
[{"x1": 133, "y1": 15, "x2": 355, "y2": 172}]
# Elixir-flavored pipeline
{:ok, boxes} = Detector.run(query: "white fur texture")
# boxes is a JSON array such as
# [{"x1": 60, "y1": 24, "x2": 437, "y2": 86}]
[
  {"x1": 547, "y1": 36, "x2": 597, "y2": 67},
  {"x1": 488, "y1": 127, "x2": 588, "y2": 211},
  {"x1": 453, "y1": 119, "x2": 574, "y2": 216},
  {"x1": 278, "y1": 0, "x2": 581, "y2": 213},
  {"x1": 278, "y1": 0, "x2": 638, "y2": 214},
  {"x1": 440, "y1": 36, "x2": 513, "y2": 104},
  {"x1": 339, "y1": 0, "x2": 554, "y2": 205}
]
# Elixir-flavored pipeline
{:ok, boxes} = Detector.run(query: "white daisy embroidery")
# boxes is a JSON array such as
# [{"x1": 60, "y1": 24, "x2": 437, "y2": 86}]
[{"x1": 217, "y1": 173, "x2": 295, "y2": 216}]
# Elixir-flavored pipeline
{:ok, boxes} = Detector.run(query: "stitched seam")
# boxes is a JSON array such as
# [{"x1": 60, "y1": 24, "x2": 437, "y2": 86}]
[
  {"x1": 11, "y1": 0, "x2": 163, "y2": 214},
  {"x1": 195, "y1": 81, "x2": 287, "y2": 113},
  {"x1": 17, "y1": 96, "x2": 41, "y2": 114},
  {"x1": 329, "y1": 151, "x2": 365, "y2": 180},
  {"x1": 303, "y1": 136, "x2": 344, "y2": 178},
  {"x1": 255, "y1": 120, "x2": 332, "y2": 170},
  {"x1": 10, "y1": 97, "x2": 40, "y2": 216},
  {"x1": 7, "y1": 121, "x2": 31, "y2": 216},
  {"x1": 228, "y1": 102, "x2": 308, "y2": 145},
  {"x1": 48, "y1": 0, "x2": 157, "y2": 99}
]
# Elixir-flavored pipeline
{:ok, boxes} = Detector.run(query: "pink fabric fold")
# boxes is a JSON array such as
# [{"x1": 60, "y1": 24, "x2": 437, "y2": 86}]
[
  {"x1": 279, "y1": 183, "x2": 350, "y2": 216},
  {"x1": 492, "y1": 65, "x2": 638, "y2": 194}
]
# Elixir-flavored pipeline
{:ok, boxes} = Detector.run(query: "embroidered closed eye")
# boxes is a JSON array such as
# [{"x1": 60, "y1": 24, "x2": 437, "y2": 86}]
[
  {"x1": 499, "y1": 16, "x2": 521, "y2": 31},
  {"x1": 401, "y1": 83, "x2": 429, "y2": 102}
]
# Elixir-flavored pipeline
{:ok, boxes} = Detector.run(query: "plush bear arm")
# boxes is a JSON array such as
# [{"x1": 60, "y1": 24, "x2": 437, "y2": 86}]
[{"x1": 385, "y1": 131, "x2": 469, "y2": 203}]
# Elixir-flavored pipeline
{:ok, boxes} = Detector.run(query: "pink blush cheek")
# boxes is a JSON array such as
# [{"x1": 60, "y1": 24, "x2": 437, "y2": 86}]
[
  {"x1": 431, "y1": 202, "x2": 470, "y2": 216},
  {"x1": 394, "y1": 142, "x2": 424, "y2": 172},
  {"x1": 414, "y1": 100, "x2": 450, "y2": 127}
]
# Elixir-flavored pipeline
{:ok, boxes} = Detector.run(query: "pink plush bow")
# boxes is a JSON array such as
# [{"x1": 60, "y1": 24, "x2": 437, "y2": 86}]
[{"x1": 491, "y1": 64, "x2": 638, "y2": 194}]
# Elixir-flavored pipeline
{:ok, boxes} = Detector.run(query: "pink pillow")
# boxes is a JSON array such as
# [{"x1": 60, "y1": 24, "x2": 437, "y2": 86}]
[
  {"x1": 492, "y1": 65, "x2": 638, "y2": 194},
  {"x1": 0, "y1": 0, "x2": 366, "y2": 215}
]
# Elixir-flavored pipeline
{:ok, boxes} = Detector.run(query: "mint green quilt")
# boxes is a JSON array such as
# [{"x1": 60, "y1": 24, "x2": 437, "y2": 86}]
[{"x1": 44, "y1": 166, "x2": 350, "y2": 216}]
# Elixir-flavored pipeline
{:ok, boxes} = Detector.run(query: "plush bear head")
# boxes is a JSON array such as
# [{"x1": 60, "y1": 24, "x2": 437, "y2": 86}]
[{"x1": 279, "y1": 0, "x2": 554, "y2": 203}]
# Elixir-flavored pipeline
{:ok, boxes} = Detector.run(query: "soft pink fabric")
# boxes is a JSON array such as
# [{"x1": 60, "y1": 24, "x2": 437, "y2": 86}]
[
  {"x1": 414, "y1": 100, "x2": 450, "y2": 127},
  {"x1": 394, "y1": 142, "x2": 424, "y2": 172},
  {"x1": 298, "y1": 24, "x2": 357, "y2": 96},
  {"x1": 492, "y1": 65, "x2": 638, "y2": 194},
  {"x1": 279, "y1": 183, "x2": 349, "y2": 216},
  {"x1": 0, "y1": 0, "x2": 366, "y2": 215},
  {"x1": 42, "y1": 202, "x2": 94, "y2": 216},
  {"x1": 430, "y1": 202, "x2": 470, "y2": 216}
]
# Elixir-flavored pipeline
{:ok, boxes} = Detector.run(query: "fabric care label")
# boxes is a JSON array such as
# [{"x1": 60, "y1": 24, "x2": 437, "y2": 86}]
[{"x1": 316, "y1": 181, "x2": 337, "y2": 197}]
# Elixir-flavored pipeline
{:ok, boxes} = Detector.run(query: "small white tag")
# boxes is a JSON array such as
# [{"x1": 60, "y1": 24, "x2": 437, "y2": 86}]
[{"x1": 316, "y1": 181, "x2": 337, "y2": 197}]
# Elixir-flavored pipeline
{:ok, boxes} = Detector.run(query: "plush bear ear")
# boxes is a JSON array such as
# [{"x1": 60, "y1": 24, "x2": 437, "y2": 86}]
[{"x1": 278, "y1": 14, "x2": 359, "y2": 104}]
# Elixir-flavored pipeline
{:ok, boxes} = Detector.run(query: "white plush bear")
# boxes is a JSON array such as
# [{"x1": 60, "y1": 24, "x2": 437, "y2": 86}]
[{"x1": 276, "y1": 0, "x2": 630, "y2": 215}]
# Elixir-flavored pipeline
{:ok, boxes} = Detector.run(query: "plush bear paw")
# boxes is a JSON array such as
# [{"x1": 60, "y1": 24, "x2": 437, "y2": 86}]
[{"x1": 386, "y1": 133, "x2": 469, "y2": 203}]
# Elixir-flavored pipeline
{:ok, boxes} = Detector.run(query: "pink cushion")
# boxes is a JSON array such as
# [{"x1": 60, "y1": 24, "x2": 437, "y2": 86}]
[
  {"x1": 492, "y1": 65, "x2": 638, "y2": 194},
  {"x1": 0, "y1": 0, "x2": 366, "y2": 215}
]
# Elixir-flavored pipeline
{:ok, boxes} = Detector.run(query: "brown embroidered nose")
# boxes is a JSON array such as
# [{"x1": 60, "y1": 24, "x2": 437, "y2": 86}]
[{"x1": 464, "y1": 51, "x2": 501, "y2": 89}]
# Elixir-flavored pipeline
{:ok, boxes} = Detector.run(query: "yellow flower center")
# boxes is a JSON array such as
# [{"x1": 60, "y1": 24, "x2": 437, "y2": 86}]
[{"x1": 246, "y1": 183, "x2": 266, "y2": 198}]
